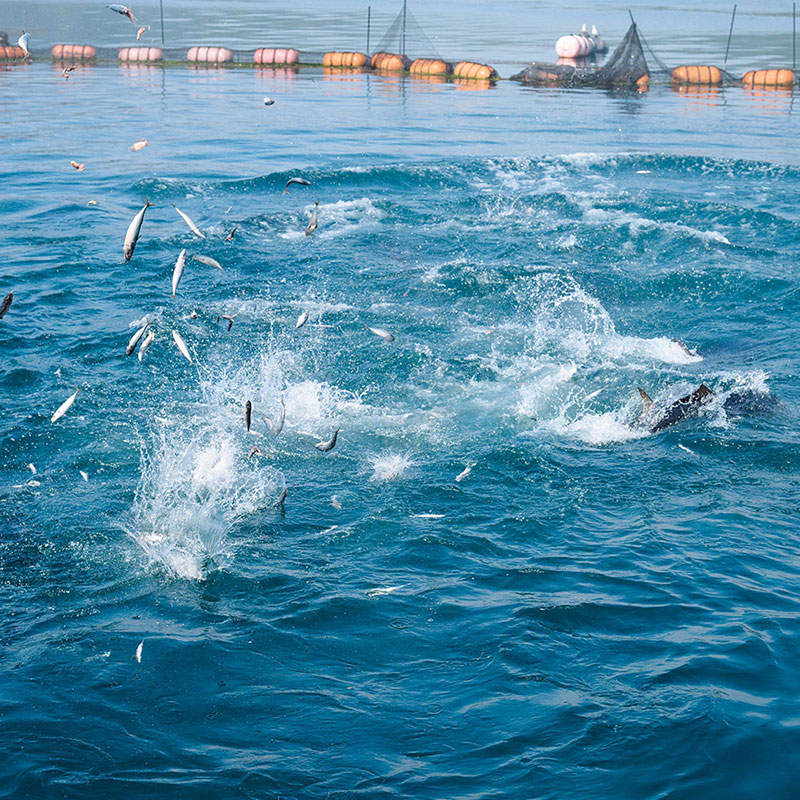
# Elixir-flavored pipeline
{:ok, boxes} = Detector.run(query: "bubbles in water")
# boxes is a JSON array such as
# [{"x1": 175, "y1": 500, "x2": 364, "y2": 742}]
[{"x1": 369, "y1": 452, "x2": 414, "y2": 482}]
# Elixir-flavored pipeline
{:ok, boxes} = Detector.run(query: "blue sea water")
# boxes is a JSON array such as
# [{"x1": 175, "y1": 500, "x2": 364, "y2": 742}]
[{"x1": 2, "y1": 3, "x2": 800, "y2": 798}]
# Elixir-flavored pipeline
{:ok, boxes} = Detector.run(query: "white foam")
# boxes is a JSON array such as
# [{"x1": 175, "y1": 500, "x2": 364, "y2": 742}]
[{"x1": 370, "y1": 452, "x2": 414, "y2": 482}]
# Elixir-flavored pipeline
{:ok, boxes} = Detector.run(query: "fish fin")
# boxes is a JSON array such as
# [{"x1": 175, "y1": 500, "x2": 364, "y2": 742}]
[{"x1": 637, "y1": 388, "x2": 653, "y2": 413}]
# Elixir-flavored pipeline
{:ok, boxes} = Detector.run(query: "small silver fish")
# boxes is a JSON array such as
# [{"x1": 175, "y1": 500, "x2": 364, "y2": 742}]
[
  {"x1": 51, "y1": 387, "x2": 80, "y2": 423},
  {"x1": 173, "y1": 204, "x2": 206, "y2": 239},
  {"x1": 315, "y1": 429, "x2": 339, "y2": 452},
  {"x1": 0, "y1": 292, "x2": 12, "y2": 320},
  {"x1": 123, "y1": 199, "x2": 152, "y2": 262},
  {"x1": 366, "y1": 325, "x2": 395, "y2": 342},
  {"x1": 134, "y1": 640, "x2": 143, "y2": 663},
  {"x1": 27, "y1": 463, "x2": 36, "y2": 475},
  {"x1": 138, "y1": 329, "x2": 155, "y2": 361},
  {"x1": 172, "y1": 330, "x2": 193, "y2": 363},
  {"x1": 296, "y1": 311, "x2": 309, "y2": 329},
  {"x1": 455, "y1": 463, "x2": 474, "y2": 483},
  {"x1": 79, "y1": 470, "x2": 89, "y2": 482},
  {"x1": 330, "y1": 495, "x2": 342, "y2": 510},
  {"x1": 283, "y1": 177, "x2": 311, "y2": 194},
  {"x1": 244, "y1": 400, "x2": 252, "y2": 432},
  {"x1": 305, "y1": 202, "x2": 319, "y2": 236},
  {"x1": 126, "y1": 320, "x2": 149, "y2": 355},
  {"x1": 274, "y1": 487, "x2": 287, "y2": 507},
  {"x1": 107, "y1": 4, "x2": 137, "y2": 23},
  {"x1": 171, "y1": 248, "x2": 186, "y2": 297},
  {"x1": 192, "y1": 254, "x2": 223, "y2": 270},
  {"x1": 274, "y1": 396, "x2": 285, "y2": 436}
]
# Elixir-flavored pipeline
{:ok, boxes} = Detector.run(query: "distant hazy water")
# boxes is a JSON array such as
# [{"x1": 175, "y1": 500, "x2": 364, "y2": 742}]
[{"x1": 1, "y1": 8, "x2": 800, "y2": 800}]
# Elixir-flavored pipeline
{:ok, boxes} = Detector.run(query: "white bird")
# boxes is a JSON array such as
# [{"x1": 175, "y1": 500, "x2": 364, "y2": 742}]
[
  {"x1": 18, "y1": 32, "x2": 30, "y2": 57},
  {"x1": 173, "y1": 204, "x2": 206, "y2": 239},
  {"x1": 51, "y1": 388, "x2": 80, "y2": 423}
]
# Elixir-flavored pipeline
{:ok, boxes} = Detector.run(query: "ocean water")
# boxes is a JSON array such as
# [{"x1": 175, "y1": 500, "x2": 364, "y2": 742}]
[{"x1": 2, "y1": 3, "x2": 800, "y2": 799}]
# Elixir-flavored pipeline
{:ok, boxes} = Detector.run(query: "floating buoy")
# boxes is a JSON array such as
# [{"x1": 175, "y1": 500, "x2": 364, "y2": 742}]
[
  {"x1": 452, "y1": 61, "x2": 497, "y2": 81},
  {"x1": 409, "y1": 58, "x2": 451, "y2": 76},
  {"x1": 370, "y1": 52, "x2": 411, "y2": 71},
  {"x1": 555, "y1": 34, "x2": 595, "y2": 59},
  {"x1": 742, "y1": 68, "x2": 795, "y2": 88},
  {"x1": 186, "y1": 46, "x2": 233, "y2": 64},
  {"x1": 671, "y1": 65, "x2": 723, "y2": 86},
  {"x1": 323, "y1": 51, "x2": 368, "y2": 68},
  {"x1": 0, "y1": 45, "x2": 27, "y2": 61},
  {"x1": 253, "y1": 48, "x2": 299, "y2": 66},
  {"x1": 118, "y1": 47, "x2": 163, "y2": 62},
  {"x1": 51, "y1": 44, "x2": 97, "y2": 60}
]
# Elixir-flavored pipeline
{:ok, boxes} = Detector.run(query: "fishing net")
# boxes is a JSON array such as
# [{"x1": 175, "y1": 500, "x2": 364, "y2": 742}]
[{"x1": 511, "y1": 22, "x2": 650, "y2": 88}]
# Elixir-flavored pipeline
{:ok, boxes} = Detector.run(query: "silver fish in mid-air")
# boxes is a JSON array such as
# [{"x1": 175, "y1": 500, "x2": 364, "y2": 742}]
[
  {"x1": 455, "y1": 463, "x2": 474, "y2": 483},
  {"x1": 171, "y1": 249, "x2": 186, "y2": 297},
  {"x1": 18, "y1": 32, "x2": 30, "y2": 56},
  {"x1": 173, "y1": 204, "x2": 206, "y2": 239},
  {"x1": 80, "y1": 470, "x2": 89, "y2": 482},
  {"x1": 134, "y1": 640, "x2": 143, "y2": 663},
  {"x1": 0, "y1": 292, "x2": 12, "y2": 320},
  {"x1": 192, "y1": 254, "x2": 223, "y2": 270},
  {"x1": 282, "y1": 176, "x2": 311, "y2": 194},
  {"x1": 305, "y1": 201, "x2": 319, "y2": 236},
  {"x1": 315, "y1": 429, "x2": 339, "y2": 452},
  {"x1": 244, "y1": 400, "x2": 252, "y2": 432},
  {"x1": 138, "y1": 329, "x2": 155, "y2": 361},
  {"x1": 274, "y1": 487, "x2": 287, "y2": 507},
  {"x1": 51, "y1": 387, "x2": 80, "y2": 423},
  {"x1": 274, "y1": 396, "x2": 285, "y2": 436},
  {"x1": 295, "y1": 311, "x2": 309, "y2": 329},
  {"x1": 224, "y1": 226, "x2": 237, "y2": 242},
  {"x1": 125, "y1": 320, "x2": 149, "y2": 355},
  {"x1": 366, "y1": 325, "x2": 395, "y2": 342},
  {"x1": 107, "y1": 4, "x2": 137, "y2": 23},
  {"x1": 221, "y1": 314, "x2": 237, "y2": 331},
  {"x1": 172, "y1": 330, "x2": 193, "y2": 363},
  {"x1": 123, "y1": 199, "x2": 151, "y2": 261}
]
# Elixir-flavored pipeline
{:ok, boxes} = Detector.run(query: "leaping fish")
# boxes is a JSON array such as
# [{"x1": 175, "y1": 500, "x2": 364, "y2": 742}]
[
  {"x1": 366, "y1": 325, "x2": 395, "y2": 342},
  {"x1": 305, "y1": 201, "x2": 319, "y2": 236},
  {"x1": 136, "y1": 26, "x2": 148, "y2": 40},
  {"x1": 244, "y1": 400, "x2": 252, "y2": 432},
  {"x1": 455, "y1": 463, "x2": 474, "y2": 483},
  {"x1": 274, "y1": 487, "x2": 287, "y2": 507},
  {"x1": 123, "y1": 198, "x2": 151, "y2": 261},
  {"x1": 296, "y1": 311, "x2": 309, "y2": 329},
  {"x1": 129, "y1": 138, "x2": 148, "y2": 151},
  {"x1": 224, "y1": 226, "x2": 237, "y2": 242},
  {"x1": 125, "y1": 320, "x2": 150, "y2": 355},
  {"x1": 274, "y1": 396, "x2": 285, "y2": 436},
  {"x1": 192, "y1": 254, "x2": 223, "y2": 270},
  {"x1": 107, "y1": 4, "x2": 137, "y2": 23},
  {"x1": 134, "y1": 640, "x2": 143, "y2": 663},
  {"x1": 283, "y1": 177, "x2": 311, "y2": 194},
  {"x1": 172, "y1": 330, "x2": 193, "y2": 363},
  {"x1": 315, "y1": 429, "x2": 339, "y2": 452},
  {"x1": 171, "y1": 249, "x2": 186, "y2": 297},
  {"x1": 138, "y1": 329, "x2": 155, "y2": 361},
  {"x1": 0, "y1": 292, "x2": 12, "y2": 320},
  {"x1": 221, "y1": 314, "x2": 237, "y2": 331},
  {"x1": 51, "y1": 387, "x2": 80, "y2": 423},
  {"x1": 173, "y1": 204, "x2": 206, "y2": 239}
]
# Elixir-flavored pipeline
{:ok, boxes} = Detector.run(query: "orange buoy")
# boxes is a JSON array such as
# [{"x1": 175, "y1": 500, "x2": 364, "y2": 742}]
[
  {"x1": 409, "y1": 58, "x2": 451, "y2": 76},
  {"x1": 370, "y1": 52, "x2": 411, "y2": 71},
  {"x1": 637, "y1": 74, "x2": 650, "y2": 92},
  {"x1": 51, "y1": 44, "x2": 97, "y2": 61},
  {"x1": 742, "y1": 68, "x2": 795, "y2": 88},
  {"x1": 119, "y1": 47, "x2": 163, "y2": 63},
  {"x1": 323, "y1": 51, "x2": 368, "y2": 68},
  {"x1": 253, "y1": 48, "x2": 299, "y2": 66},
  {"x1": 0, "y1": 45, "x2": 27, "y2": 61},
  {"x1": 671, "y1": 65, "x2": 723, "y2": 86},
  {"x1": 453, "y1": 61, "x2": 498, "y2": 81},
  {"x1": 186, "y1": 46, "x2": 233, "y2": 64}
]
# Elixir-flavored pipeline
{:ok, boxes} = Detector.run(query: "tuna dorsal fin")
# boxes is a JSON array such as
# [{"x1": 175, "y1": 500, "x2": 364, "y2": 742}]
[{"x1": 637, "y1": 387, "x2": 653, "y2": 413}]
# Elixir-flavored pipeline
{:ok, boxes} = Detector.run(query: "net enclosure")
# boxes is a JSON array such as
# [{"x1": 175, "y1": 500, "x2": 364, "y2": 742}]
[{"x1": 511, "y1": 22, "x2": 651, "y2": 88}]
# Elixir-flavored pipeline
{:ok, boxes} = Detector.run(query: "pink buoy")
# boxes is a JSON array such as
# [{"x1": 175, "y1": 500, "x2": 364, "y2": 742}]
[
  {"x1": 119, "y1": 47, "x2": 163, "y2": 62},
  {"x1": 253, "y1": 47, "x2": 299, "y2": 65},
  {"x1": 187, "y1": 46, "x2": 233, "y2": 63},
  {"x1": 555, "y1": 34, "x2": 594, "y2": 59}
]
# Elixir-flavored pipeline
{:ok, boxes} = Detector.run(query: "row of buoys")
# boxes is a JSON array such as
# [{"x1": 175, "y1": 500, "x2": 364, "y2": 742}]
[
  {"x1": 0, "y1": 45, "x2": 27, "y2": 60},
  {"x1": 555, "y1": 25, "x2": 608, "y2": 59},
  {"x1": 672, "y1": 64, "x2": 797, "y2": 88}
]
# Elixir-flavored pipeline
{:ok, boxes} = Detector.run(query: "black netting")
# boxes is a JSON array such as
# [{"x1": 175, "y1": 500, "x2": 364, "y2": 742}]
[{"x1": 511, "y1": 22, "x2": 649, "y2": 88}]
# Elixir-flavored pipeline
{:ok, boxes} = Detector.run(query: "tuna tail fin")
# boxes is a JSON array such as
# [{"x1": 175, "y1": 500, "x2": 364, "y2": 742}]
[
  {"x1": 145, "y1": 197, "x2": 152, "y2": 207},
  {"x1": 637, "y1": 387, "x2": 653, "y2": 413}
]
